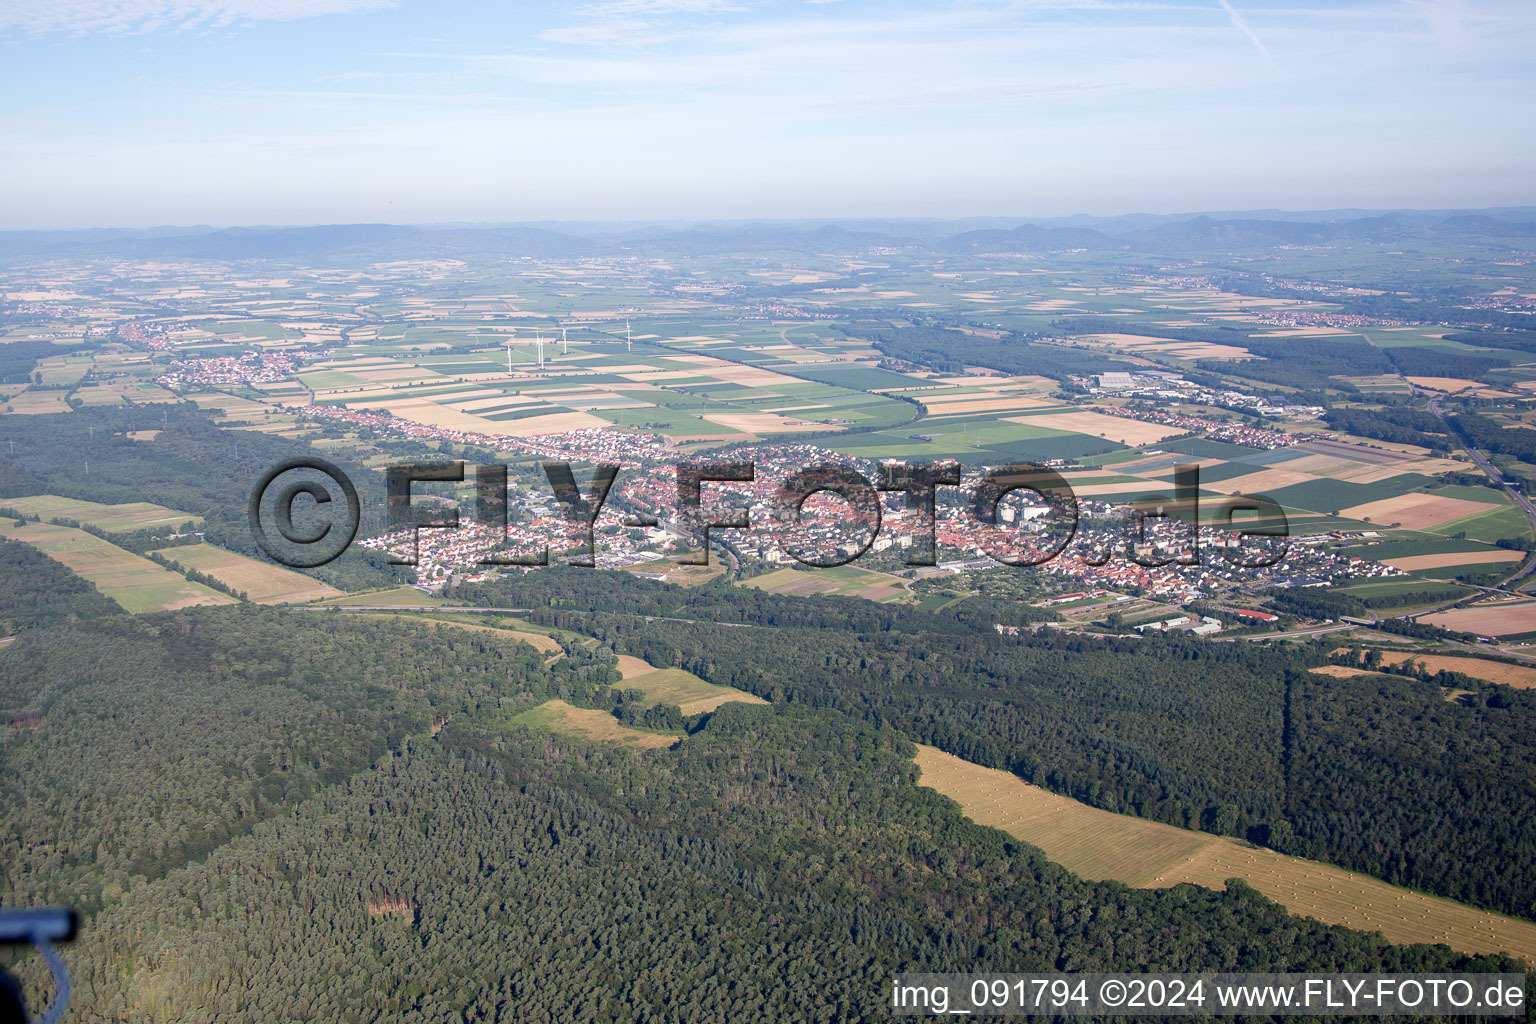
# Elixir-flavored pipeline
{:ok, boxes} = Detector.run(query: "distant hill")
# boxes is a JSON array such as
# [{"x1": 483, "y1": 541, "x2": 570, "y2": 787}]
[{"x1": 3, "y1": 209, "x2": 1534, "y2": 262}]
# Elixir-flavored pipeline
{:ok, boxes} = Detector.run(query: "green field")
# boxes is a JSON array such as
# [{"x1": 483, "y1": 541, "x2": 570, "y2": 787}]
[
  {"x1": 509, "y1": 699, "x2": 679, "y2": 749},
  {"x1": 315, "y1": 586, "x2": 446, "y2": 607},
  {"x1": 0, "y1": 520, "x2": 233, "y2": 613},
  {"x1": 740, "y1": 565, "x2": 909, "y2": 602},
  {"x1": 151, "y1": 542, "x2": 343, "y2": 603},
  {"x1": 3, "y1": 494, "x2": 201, "y2": 532},
  {"x1": 614, "y1": 655, "x2": 769, "y2": 715}
]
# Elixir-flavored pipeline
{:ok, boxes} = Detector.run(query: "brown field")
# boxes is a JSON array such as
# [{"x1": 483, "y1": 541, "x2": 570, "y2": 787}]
[
  {"x1": 0, "y1": 521, "x2": 234, "y2": 613},
  {"x1": 1309, "y1": 665, "x2": 1382, "y2": 678},
  {"x1": 333, "y1": 393, "x2": 607, "y2": 436},
  {"x1": 4, "y1": 391, "x2": 72, "y2": 414},
  {"x1": 915, "y1": 745, "x2": 1536, "y2": 964},
  {"x1": 1006, "y1": 411, "x2": 1182, "y2": 446},
  {"x1": 150, "y1": 542, "x2": 342, "y2": 603},
  {"x1": 512, "y1": 699, "x2": 678, "y2": 749},
  {"x1": 1328, "y1": 650, "x2": 1536, "y2": 689},
  {"x1": 1207, "y1": 469, "x2": 1320, "y2": 494},
  {"x1": 1340, "y1": 493, "x2": 1498, "y2": 531},
  {"x1": 1383, "y1": 550, "x2": 1524, "y2": 571},
  {"x1": 1405, "y1": 377, "x2": 1484, "y2": 393},
  {"x1": 1423, "y1": 603, "x2": 1536, "y2": 637}
]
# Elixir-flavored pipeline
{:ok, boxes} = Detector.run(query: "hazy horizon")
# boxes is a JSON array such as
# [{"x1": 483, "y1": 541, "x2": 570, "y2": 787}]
[
  {"x1": 3, "y1": 0, "x2": 1534, "y2": 229},
  {"x1": 6, "y1": 205, "x2": 1536, "y2": 236}
]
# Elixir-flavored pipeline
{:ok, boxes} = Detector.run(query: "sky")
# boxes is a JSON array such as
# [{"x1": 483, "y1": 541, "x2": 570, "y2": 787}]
[{"x1": 1, "y1": 0, "x2": 1533, "y2": 228}]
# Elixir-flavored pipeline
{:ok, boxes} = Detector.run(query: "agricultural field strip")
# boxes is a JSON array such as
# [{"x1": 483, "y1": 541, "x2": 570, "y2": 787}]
[
  {"x1": 149, "y1": 542, "x2": 343, "y2": 604},
  {"x1": 914, "y1": 744, "x2": 1536, "y2": 965},
  {"x1": 0, "y1": 520, "x2": 233, "y2": 613}
]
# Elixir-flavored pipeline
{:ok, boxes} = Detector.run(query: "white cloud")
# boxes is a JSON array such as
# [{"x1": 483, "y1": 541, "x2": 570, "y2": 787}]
[{"x1": 0, "y1": 0, "x2": 394, "y2": 35}]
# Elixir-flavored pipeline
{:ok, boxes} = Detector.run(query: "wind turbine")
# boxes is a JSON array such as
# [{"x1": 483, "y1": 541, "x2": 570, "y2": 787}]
[
  {"x1": 505, "y1": 340, "x2": 513, "y2": 374},
  {"x1": 625, "y1": 319, "x2": 632, "y2": 352},
  {"x1": 536, "y1": 332, "x2": 545, "y2": 369},
  {"x1": 560, "y1": 325, "x2": 568, "y2": 354}
]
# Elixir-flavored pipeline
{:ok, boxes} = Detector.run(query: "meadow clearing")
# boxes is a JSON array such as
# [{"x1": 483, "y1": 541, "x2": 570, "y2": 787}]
[
  {"x1": 510, "y1": 699, "x2": 679, "y2": 749},
  {"x1": 615, "y1": 654, "x2": 769, "y2": 715},
  {"x1": 335, "y1": 611, "x2": 565, "y2": 654},
  {"x1": 740, "y1": 565, "x2": 909, "y2": 603}
]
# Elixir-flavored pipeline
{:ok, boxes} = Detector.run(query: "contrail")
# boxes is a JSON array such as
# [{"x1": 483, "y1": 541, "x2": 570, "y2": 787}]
[{"x1": 1218, "y1": 0, "x2": 1273, "y2": 67}]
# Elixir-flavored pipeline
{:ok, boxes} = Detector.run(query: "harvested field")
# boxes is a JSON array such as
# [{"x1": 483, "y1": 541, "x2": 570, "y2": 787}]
[
  {"x1": 914, "y1": 744, "x2": 1536, "y2": 964},
  {"x1": 1334, "y1": 459, "x2": 1460, "y2": 485},
  {"x1": 151, "y1": 542, "x2": 342, "y2": 603},
  {"x1": 1405, "y1": 377, "x2": 1483, "y2": 393},
  {"x1": 4, "y1": 391, "x2": 71, "y2": 414},
  {"x1": 1006, "y1": 411, "x2": 1181, "y2": 446},
  {"x1": 1329, "y1": 650, "x2": 1536, "y2": 689},
  {"x1": 4, "y1": 495, "x2": 200, "y2": 532},
  {"x1": 1308, "y1": 665, "x2": 1383, "y2": 678},
  {"x1": 1207, "y1": 469, "x2": 1318, "y2": 494},
  {"x1": 1383, "y1": 550, "x2": 1524, "y2": 571},
  {"x1": 1341, "y1": 494, "x2": 1498, "y2": 531},
  {"x1": 1423, "y1": 603, "x2": 1536, "y2": 636},
  {"x1": 1295, "y1": 439, "x2": 1413, "y2": 465},
  {"x1": 511, "y1": 699, "x2": 678, "y2": 749},
  {"x1": 0, "y1": 520, "x2": 234, "y2": 613}
]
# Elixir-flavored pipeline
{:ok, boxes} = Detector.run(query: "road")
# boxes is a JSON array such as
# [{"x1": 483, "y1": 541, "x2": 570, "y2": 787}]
[{"x1": 1242, "y1": 622, "x2": 1358, "y2": 642}]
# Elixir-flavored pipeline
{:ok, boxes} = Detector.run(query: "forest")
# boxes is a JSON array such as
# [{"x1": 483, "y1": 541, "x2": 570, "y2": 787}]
[
  {"x1": 451, "y1": 570, "x2": 1536, "y2": 921},
  {"x1": 1322, "y1": 408, "x2": 1450, "y2": 451},
  {"x1": 1451, "y1": 412, "x2": 1536, "y2": 464},
  {"x1": 865, "y1": 324, "x2": 1140, "y2": 382},
  {"x1": 0, "y1": 414, "x2": 1532, "y2": 1020},
  {"x1": 2, "y1": 595, "x2": 1524, "y2": 1021},
  {"x1": 0, "y1": 406, "x2": 407, "y2": 591}
]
